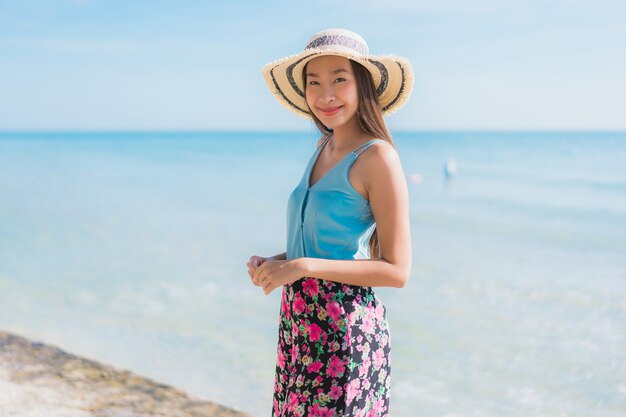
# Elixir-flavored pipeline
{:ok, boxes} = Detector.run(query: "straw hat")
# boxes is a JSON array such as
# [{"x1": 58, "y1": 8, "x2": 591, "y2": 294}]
[{"x1": 261, "y1": 28, "x2": 414, "y2": 120}]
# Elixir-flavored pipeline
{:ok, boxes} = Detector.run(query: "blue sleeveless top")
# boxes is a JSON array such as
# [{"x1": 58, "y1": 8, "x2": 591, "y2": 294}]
[{"x1": 286, "y1": 134, "x2": 386, "y2": 261}]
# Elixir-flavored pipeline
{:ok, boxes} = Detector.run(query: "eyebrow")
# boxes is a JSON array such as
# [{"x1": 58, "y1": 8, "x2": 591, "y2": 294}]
[{"x1": 306, "y1": 68, "x2": 349, "y2": 77}]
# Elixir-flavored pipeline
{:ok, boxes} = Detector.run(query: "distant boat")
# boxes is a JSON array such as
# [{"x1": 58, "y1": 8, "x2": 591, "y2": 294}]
[{"x1": 444, "y1": 158, "x2": 457, "y2": 179}]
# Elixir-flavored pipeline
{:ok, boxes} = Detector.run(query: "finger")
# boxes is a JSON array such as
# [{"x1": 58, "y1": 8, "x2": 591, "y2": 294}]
[
  {"x1": 262, "y1": 278, "x2": 273, "y2": 294},
  {"x1": 255, "y1": 263, "x2": 265, "y2": 281},
  {"x1": 260, "y1": 271, "x2": 272, "y2": 287}
]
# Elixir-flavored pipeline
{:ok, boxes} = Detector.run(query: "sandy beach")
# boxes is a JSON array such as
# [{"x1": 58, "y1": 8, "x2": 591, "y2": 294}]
[{"x1": 0, "y1": 331, "x2": 253, "y2": 417}]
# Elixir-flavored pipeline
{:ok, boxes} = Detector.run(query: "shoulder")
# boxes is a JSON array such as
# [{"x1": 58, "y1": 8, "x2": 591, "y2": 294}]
[
  {"x1": 360, "y1": 140, "x2": 404, "y2": 189},
  {"x1": 361, "y1": 140, "x2": 399, "y2": 167}
]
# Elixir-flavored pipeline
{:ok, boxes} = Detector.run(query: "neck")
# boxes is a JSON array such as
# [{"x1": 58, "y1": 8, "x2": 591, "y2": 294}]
[{"x1": 328, "y1": 115, "x2": 366, "y2": 152}]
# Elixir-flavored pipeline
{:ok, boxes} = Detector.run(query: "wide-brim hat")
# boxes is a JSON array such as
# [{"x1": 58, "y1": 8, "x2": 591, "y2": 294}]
[{"x1": 261, "y1": 28, "x2": 414, "y2": 120}]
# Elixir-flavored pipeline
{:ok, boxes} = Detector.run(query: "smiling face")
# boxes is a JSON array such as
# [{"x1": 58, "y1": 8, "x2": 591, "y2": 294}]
[{"x1": 304, "y1": 55, "x2": 360, "y2": 130}]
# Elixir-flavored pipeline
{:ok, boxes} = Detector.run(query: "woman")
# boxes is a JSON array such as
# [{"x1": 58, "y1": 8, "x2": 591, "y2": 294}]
[{"x1": 248, "y1": 28, "x2": 414, "y2": 417}]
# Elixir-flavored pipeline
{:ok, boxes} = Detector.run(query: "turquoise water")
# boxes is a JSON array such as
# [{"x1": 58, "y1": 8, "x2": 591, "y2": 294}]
[{"x1": 0, "y1": 130, "x2": 624, "y2": 416}]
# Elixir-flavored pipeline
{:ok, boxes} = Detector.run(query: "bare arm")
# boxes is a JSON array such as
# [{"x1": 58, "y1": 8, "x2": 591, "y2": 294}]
[
  {"x1": 254, "y1": 136, "x2": 413, "y2": 294},
  {"x1": 269, "y1": 252, "x2": 287, "y2": 261},
  {"x1": 302, "y1": 257, "x2": 407, "y2": 288},
  {"x1": 301, "y1": 142, "x2": 412, "y2": 288}
]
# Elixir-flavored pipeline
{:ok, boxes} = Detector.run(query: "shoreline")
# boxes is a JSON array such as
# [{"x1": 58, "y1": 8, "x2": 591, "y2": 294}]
[{"x1": 0, "y1": 330, "x2": 253, "y2": 417}]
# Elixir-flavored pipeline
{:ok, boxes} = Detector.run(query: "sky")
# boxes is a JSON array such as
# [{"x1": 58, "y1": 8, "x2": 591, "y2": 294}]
[{"x1": 0, "y1": 0, "x2": 624, "y2": 131}]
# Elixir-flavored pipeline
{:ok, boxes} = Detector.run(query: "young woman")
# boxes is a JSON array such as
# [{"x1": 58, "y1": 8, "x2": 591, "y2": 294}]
[{"x1": 248, "y1": 28, "x2": 414, "y2": 417}]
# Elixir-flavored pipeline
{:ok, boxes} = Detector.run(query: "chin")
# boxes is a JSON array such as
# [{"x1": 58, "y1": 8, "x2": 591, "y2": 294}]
[{"x1": 318, "y1": 116, "x2": 348, "y2": 129}]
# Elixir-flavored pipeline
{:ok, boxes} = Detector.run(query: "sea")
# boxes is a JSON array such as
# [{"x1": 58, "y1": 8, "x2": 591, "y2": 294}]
[{"x1": 0, "y1": 130, "x2": 624, "y2": 417}]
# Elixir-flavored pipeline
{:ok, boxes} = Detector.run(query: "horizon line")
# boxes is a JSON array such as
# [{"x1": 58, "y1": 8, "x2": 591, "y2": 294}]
[{"x1": 1, "y1": 128, "x2": 625, "y2": 134}]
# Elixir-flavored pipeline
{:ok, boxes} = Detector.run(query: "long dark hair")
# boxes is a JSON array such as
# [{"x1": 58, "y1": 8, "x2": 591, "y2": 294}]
[{"x1": 302, "y1": 58, "x2": 396, "y2": 259}]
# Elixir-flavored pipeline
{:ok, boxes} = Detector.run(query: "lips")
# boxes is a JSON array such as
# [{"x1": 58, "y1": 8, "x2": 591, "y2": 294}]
[{"x1": 318, "y1": 106, "x2": 342, "y2": 116}]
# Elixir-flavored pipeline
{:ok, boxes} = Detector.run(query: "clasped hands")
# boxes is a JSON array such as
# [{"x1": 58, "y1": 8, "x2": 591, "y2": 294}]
[{"x1": 247, "y1": 256, "x2": 308, "y2": 295}]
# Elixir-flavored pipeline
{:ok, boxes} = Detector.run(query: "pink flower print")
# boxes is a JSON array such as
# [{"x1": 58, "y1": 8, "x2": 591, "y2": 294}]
[
  {"x1": 302, "y1": 278, "x2": 319, "y2": 297},
  {"x1": 326, "y1": 300, "x2": 341, "y2": 322},
  {"x1": 277, "y1": 348, "x2": 285, "y2": 369},
  {"x1": 308, "y1": 323, "x2": 323, "y2": 342},
  {"x1": 373, "y1": 348, "x2": 385, "y2": 370},
  {"x1": 346, "y1": 311, "x2": 356, "y2": 326},
  {"x1": 375, "y1": 302, "x2": 384, "y2": 320},
  {"x1": 308, "y1": 403, "x2": 320, "y2": 416},
  {"x1": 362, "y1": 379, "x2": 371, "y2": 392},
  {"x1": 287, "y1": 392, "x2": 299, "y2": 412},
  {"x1": 308, "y1": 403, "x2": 329, "y2": 417},
  {"x1": 356, "y1": 334, "x2": 363, "y2": 344},
  {"x1": 359, "y1": 355, "x2": 371, "y2": 377},
  {"x1": 281, "y1": 289, "x2": 291, "y2": 318},
  {"x1": 273, "y1": 398, "x2": 280, "y2": 416},
  {"x1": 370, "y1": 397, "x2": 385, "y2": 416},
  {"x1": 329, "y1": 384, "x2": 343, "y2": 400},
  {"x1": 346, "y1": 378, "x2": 361, "y2": 405},
  {"x1": 307, "y1": 360, "x2": 323, "y2": 374},
  {"x1": 274, "y1": 377, "x2": 284, "y2": 394},
  {"x1": 344, "y1": 331, "x2": 352, "y2": 348},
  {"x1": 326, "y1": 355, "x2": 346, "y2": 378},
  {"x1": 360, "y1": 315, "x2": 375, "y2": 334},
  {"x1": 293, "y1": 293, "x2": 306, "y2": 314},
  {"x1": 290, "y1": 344, "x2": 298, "y2": 363},
  {"x1": 320, "y1": 408, "x2": 337, "y2": 417}
]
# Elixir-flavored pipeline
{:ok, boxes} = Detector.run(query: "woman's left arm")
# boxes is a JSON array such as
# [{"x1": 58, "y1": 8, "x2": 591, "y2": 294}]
[{"x1": 302, "y1": 143, "x2": 412, "y2": 288}]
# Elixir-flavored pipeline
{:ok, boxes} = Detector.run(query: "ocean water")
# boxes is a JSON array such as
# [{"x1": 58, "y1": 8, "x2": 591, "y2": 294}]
[{"x1": 0, "y1": 130, "x2": 624, "y2": 417}]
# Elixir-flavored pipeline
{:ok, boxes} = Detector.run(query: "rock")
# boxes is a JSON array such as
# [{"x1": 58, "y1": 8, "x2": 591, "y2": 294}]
[{"x1": 0, "y1": 331, "x2": 254, "y2": 417}]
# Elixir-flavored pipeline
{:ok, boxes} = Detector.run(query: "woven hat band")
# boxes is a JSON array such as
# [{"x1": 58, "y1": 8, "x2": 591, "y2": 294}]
[{"x1": 305, "y1": 34, "x2": 369, "y2": 55}]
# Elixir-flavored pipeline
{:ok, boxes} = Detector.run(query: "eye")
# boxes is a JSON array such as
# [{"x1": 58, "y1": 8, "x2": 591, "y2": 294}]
[
  {"x1": 334, "y1": 77, "x2": 346, "y2": 83},
  {"x1": 308, "y1": 80, "x2": 319, "y2": 86}
]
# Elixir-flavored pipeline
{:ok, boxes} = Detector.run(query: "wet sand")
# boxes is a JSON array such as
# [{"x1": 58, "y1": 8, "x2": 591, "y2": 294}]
[{"x1": 0, "y1": 331, "x2": 253, "y2": 417}]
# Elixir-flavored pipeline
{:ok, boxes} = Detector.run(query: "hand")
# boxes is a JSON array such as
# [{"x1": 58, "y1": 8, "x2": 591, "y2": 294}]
[
  {"x1": 254, "y1": 258, "x2": 307, "y2": 295},
  {"x1": 247, "y1": 255, "x2": 268, "y2": 286}
]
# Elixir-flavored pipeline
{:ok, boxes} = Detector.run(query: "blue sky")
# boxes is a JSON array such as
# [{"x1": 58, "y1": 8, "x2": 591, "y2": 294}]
[{"x1": 0, "y1": 0, "x2": 624, "y2": 131}]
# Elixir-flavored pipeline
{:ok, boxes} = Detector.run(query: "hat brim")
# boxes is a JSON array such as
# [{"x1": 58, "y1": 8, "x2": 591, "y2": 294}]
[{"x1": 262, "y1": 47, "x2": 414, "y2": 121}]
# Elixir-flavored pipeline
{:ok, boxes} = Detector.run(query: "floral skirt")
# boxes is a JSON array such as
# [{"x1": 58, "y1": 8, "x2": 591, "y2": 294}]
[{"x1": 272, "y1": 277, "x2": 391, "y2": 417}]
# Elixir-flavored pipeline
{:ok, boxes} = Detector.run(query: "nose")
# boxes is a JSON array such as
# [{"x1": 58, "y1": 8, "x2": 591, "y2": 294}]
[{"x1": 319, "y1": 86, "x2": 336, "y2": 104}]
